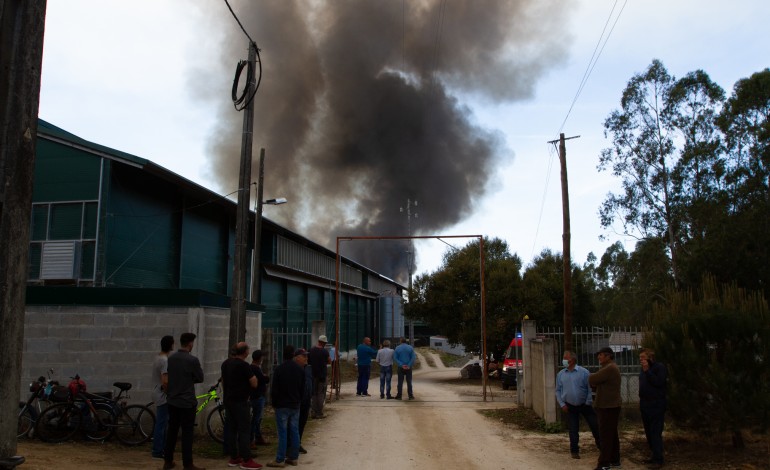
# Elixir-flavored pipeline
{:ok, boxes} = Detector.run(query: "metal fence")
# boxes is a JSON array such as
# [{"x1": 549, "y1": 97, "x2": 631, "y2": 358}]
[
  {"x1": 265, "y1": 327, "x2": 312, "y2": 367},
  {"x1": 537, "y1": 326, "x2": 646, "y2": 404}
]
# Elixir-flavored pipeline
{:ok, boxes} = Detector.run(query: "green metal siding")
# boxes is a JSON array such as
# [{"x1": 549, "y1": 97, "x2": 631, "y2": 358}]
[
  {"x1": 180, "y1": 204, "x2": 229, "y2": 292},
  {"x1": 33, "y1": 139, "x2": 101, "y2": 202},
  {"x1": 286, "y1": 283, "x2": 306, "y2": 330},
  {"x1": 103, "y1": 165, "x2": 181, "y2": 288}
]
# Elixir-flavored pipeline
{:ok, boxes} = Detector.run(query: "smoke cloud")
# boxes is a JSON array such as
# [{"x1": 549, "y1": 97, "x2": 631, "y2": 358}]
[{"x1": 196, "y1": 0, "x2": 571, "y2": 281}]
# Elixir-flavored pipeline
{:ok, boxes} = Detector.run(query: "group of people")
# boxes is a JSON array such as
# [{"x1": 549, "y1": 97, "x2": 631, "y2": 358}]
[
  {"x1": 149, "y1": 333, "x2": 333, "y2": 470},
  {"x1": 556, "y1": 347, "x2": 668, "y2": 470},
  {"x1": 355, "y1": 336, "x2": 416, "y2": 400}
]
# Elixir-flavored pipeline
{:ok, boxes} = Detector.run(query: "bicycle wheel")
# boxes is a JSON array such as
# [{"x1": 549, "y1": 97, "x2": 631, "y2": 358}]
[
  {"x1": 35, "y1": 403, "x2": 80, "y2": 443},
  {"x1": 17, "y1": 406, "x2": 35, "y2": 438},
  {"x1": 206, "y1": 404, "x2": 226, "y2": 444},
  {"x1": 115, "y1": 405, "x2": 155, "y2": 445},
  {"x1": 84, "y1": 402, "x2": 114, "y2": 441}
]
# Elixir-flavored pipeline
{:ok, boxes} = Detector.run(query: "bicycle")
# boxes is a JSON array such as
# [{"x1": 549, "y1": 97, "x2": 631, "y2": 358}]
[
  {"x1": 17, "y1": 369, "x2": 58, "y2": 438},
  {"x1": 35, "y1": 377, "x2": 156, "y2": 445},
  {"x1": 146, "y1": 378, "x2": 226, "y2": 443}
]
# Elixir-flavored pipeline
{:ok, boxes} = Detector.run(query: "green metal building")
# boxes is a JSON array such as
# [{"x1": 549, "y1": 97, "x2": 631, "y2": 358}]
[{"x1": 27, "y1": 119, "x2": 403, "y2": 353}]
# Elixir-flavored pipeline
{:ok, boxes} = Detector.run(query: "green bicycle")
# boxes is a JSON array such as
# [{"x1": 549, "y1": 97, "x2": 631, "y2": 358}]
[
  {"x1": 196, "y1": 379, "x2": 226, "y2": 444},
  {"x1": 148, "y1": 378, "x2": 226, "y2": 443}
]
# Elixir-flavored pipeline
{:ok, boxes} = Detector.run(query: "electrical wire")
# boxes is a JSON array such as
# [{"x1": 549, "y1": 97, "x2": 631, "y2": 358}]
[
  {"x1": 558, "y1": 0, "x2": 628, "y2": 133},
  {"x1": 223, "y1": 0, "x2": 263, "y2": 111},
  {"x1": 530, "y1": 144, "x2": 558, "y2": 261}
]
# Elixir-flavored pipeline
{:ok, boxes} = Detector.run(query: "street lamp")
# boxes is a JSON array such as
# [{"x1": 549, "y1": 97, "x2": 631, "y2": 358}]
[{"x1": 250, "y1": 151, "x2": 286, "y2": 305}]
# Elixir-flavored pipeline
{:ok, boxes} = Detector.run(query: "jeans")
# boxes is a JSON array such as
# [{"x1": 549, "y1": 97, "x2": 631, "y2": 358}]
[
  {"x1": 396, "y1": 367, "x2": 413, "y2": 398},
  {"x1": 596, "y1": 406, "x2": 621, "y2": 466},
  {"x1": 225, "y1": 401, "x2": 252, "y2": 460},
  {"x1": 356, "y1": 364, "x2": 371, "y2": 395},
  {"x1": 641, "y1": 400, "x2": 666, "y2": 464},
  {"x1": 164, "y1": 404, "x2": 196, "y2": 467},
  {"x1": 298, "y1": 401, "x2": 310, "y2": 438},
  {"x1": 310, "y1": 377, "x2": 327, "y2": 417},
  {"x1": 250, "y1": 396, "x2": 266, "y2": 441},
  {"x1": 379, "y1": 364, "x2": 393, "y2": 397},
  {"x1": 274, "y1": 407, "x2": 300, "y2": 462},
  {"x1": 565, "y1": 403, "x2": 600, "y2": 454},
  {"x1": 151, "y1": 403, "x2": 168, "y2": 457}
]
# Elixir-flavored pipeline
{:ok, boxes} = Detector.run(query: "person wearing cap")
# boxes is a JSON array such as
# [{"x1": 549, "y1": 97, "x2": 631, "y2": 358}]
[
  {"x1": 376, "y1": 339, "x2": 395, "y2": 399},
  {"x1": 292, "y1": 348, "x2": 313, "y2": 454},
  {"x1": 589, "y1": 346, "x2": 622, "y2": 470},
  {"x1": 308, "y1": 335, "x2": 331, "y2": 418},
  {"x1": 267, "y1": 345, "x2": 305, "y2": 468}
]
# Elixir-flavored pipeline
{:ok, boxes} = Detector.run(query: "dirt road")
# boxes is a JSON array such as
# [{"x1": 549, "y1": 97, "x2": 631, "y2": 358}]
[{"x1": 17, "y1": 351, "x2": 645, "y2": 469}]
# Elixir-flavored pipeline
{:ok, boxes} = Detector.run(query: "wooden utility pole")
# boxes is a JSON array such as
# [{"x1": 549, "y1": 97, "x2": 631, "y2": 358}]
[
  {"x1": 229, "y1": 41, "x2": 257, "y2": 347},
  {"x1": 548, "y1": 133, "x2": 579, "y2": 353},
  {"x1": 0, "y1": 1, "x2": 47, "y2": 466},
  {"x1": 250, "y1": 148, "x2": 265, "y2": 305}
]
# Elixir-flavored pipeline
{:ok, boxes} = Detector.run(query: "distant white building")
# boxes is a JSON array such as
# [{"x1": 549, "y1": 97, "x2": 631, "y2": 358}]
[
  {"x1": 609, "y1": 332, "x2": 644, "y2": 352},
  {"x1": 429, "y1": 336, "x2": 466, "y2": 356}
]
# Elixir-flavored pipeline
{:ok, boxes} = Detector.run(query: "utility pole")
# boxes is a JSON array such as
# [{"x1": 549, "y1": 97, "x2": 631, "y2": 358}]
[
  {"x1": 229, "y1": 41, "x2": 257, "y2": 347},
  {"x1": 251, "y1": 148, "x2": 265, "y2": 305},
  {"x1": 400, "y1": 199, "x2": 417, "y2": 344},
  {"x1": 548, "y1": 133, "x2": 579, "y2": 353},
  {"x1": 0, "y1": 1, "x2": 46, "y2": 466}
]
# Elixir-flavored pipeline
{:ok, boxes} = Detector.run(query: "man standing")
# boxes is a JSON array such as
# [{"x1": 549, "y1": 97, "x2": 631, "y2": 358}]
[
  {"x1": 393, "y1": 337, "x2": 416, "y2": 400},
  {"x1": 355, "y1": 337, "x2": 377, "y2": 397},
  {"x1": 376, "y1": 340, "x2": 395, "y2": 399},
  {"x1": 589, "y1": 347, "x2": 622, "y2": 470},
  {"x1": 249, "y1": 350, "x2": 270, "y2": 447},
  {"x1": 164, "y1": 332, "x2": 205, "y2": 470},
  {"x1": 307, "y1": 335, "x2": 330, "y2": 418},
  {"x1": 556, "y1": 350, "x2": 600, "y2": 459},
  {"x1": 294, "y1": 349, "x2": 313, "y2": 454},
  {"x1": 151, "y1": 335, "x2": 174, "y2": 459},
  {"x1": 221, "y1": 342, "x2": 261, "y2": 469},
  {"x1": 266, "y1": 345, "x2": 304, "y2": 468},
  {"x1": 639, "y1": 348, "x2": 667, "y2": 469}
]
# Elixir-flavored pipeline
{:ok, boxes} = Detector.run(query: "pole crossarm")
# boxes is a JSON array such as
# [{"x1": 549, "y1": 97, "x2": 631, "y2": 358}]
[{"x1": 333, "y1": 234, "x2": 490, "y2": 401}]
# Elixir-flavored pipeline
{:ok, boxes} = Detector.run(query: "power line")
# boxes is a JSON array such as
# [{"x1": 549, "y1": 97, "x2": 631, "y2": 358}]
[
  {"x1": 223, "y1": 0, "x2": 256, "y2": 44},
  {"x1": 558, "y1": 0, "x2": 628, "y2": 133}
]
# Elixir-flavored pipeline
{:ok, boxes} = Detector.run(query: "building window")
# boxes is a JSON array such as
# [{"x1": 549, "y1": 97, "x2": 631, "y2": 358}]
[{"x1": 28, "y1": 201, "x2": 98, "y2": 283}]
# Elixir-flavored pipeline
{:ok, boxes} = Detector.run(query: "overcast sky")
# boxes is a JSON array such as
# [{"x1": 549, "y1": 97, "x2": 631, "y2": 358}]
[{"x1": 39, "y1": 0, "x2": 770, "y2": 278}]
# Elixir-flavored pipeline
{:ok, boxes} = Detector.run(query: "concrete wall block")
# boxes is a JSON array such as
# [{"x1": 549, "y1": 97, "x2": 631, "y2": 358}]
[
  {"x1": 23, "y1": 325, "x2": 49, "y2": 338},
  {"x1": 48, "y1": 326, "x2": 84, "y2": 339},
  {"x1": 63, "y1": 339, "x2": 94, "y2": 352},
  {"x1": 95, "y1": 315, "x2": 128, "y2": 327},
  {"x1": 80, "y1": 327, "x2": 113, "y2": 339},
  {"x1": 64, "y1": 314, "x2": 96, "y2": 326},
  {"x1": 26, "y1": 339, "x2": 61, "y2": 353},
  {"x1": 25, "y1": 312, "x2": 62, "y2": 326},
  {"x1": 100, "y1": 339, "x2": 128, "y2": 352}
]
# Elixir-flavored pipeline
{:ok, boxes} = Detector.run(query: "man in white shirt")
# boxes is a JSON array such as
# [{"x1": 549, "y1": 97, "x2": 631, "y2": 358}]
[{"x1": 376, "y1": 340, "x2": 395, "y2": 399}]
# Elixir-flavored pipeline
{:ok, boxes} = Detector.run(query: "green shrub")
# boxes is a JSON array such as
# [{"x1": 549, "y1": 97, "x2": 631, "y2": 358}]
[{"x1": 647, "y1": 275, "x2": 770, "y2": 447}]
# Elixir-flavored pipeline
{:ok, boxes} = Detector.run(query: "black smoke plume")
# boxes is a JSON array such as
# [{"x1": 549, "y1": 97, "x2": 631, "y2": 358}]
[{"x1": 197, "y1": 0, "x2": 571, "y2": 281}]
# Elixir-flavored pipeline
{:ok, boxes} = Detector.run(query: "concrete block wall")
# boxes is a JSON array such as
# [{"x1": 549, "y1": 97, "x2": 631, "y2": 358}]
[{"x1": 21, "y1": 305, "x2": 262, "y2": 409}]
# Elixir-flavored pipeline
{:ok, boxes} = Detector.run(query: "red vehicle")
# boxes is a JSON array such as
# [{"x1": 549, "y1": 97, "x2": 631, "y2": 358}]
[{"x1": 501, "y1": 334, "x2": 522, "y2": 390}]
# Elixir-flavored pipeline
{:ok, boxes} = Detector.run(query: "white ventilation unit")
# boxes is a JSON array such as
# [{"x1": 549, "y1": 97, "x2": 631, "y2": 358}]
[{"x1": 40, "y1": 241, "x2": 81, "y2": 280}]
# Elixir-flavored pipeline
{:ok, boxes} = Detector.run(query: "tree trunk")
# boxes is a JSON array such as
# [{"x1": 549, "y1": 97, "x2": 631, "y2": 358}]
[{"x1": 0, "y1": 0, "x2": 47, "y2": 461}]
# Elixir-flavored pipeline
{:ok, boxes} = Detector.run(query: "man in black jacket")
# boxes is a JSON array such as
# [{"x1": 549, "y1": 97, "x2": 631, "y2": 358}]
[
  {"x1": 266, "y1": 345, "x2": 305, "y2": 468},
  {"x1": 222, "y1": 342, "x2": 260, "y2": 469},
  {"x1": 164, "y1": 332, "x2": 205, "y2": 470},
  {"x1": 639, "y1": 348, "x2": 667, "y2": 469}
]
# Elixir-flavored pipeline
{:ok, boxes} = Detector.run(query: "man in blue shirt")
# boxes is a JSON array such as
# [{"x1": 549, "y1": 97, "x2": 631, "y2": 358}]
[
  {"x1": 355, "y1": 337, "x2": 377, "y2": 396},
  {"x1": 393, "y1": 337, "x2": 416, "y2": 400},
  {"x1": 556, "y1": 350, "x2": 600, "y2": 459}
]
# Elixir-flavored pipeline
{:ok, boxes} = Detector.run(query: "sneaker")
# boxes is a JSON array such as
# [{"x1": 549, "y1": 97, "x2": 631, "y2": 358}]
[
  {"x1": 228, "y1": 457, "x2": 243, "y2": 467},
  {"x1": 239, "y1": 459, "x2": 263, "y2": 469},
  {"x1": 362, "y1": 393, "x2": 371, "y2": 396},
  {"x1": 394, "y1": 395, "x2": 402, "y2": 400},
  {"x1": 408, "y1": 396, "x2": 414, "y2": 400},
  {"x1": 284, "y1": 459, "x2": 298, "y2": 467},
  {"x1": 386, "y1": 395, "x2": 394, "y2": 399},
  {"x1": 299, "y1": 446, "x2": 307, "y2": 454},
  {"x1": 356, "y1": 393, "x2": 361, "y2": 396},
  {"x1": 571, "y1": 453, "x2": 580, "y2": 459},
  {"x1": 266, "y1": 461, "x2": 285, "y2": 468},
  {"x1": 380, "y1": 394, "x2": 385, "y2": 399}
]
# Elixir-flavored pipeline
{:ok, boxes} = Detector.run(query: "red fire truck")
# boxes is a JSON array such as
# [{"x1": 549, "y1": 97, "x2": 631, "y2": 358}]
[{"x1": 501, "y1": 333, "x2": 523, "y2": 390}]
